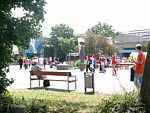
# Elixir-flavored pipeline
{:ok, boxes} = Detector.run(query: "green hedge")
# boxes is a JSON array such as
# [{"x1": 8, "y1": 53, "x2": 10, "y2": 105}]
[{"x1": 94, "y1": 92, "x2": 150, "y2": 113}]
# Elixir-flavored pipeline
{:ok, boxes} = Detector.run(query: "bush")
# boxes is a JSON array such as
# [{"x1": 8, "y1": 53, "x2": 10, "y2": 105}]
[
  {"x1": 76, "y1": 60, "x2": 81, "y2": 67},
  {"x1": 0, "y1": 92, "x2": 13, "y2": 112},
  {"x1": 94, "y1": 92, "x2": 150, "y2": 113}
]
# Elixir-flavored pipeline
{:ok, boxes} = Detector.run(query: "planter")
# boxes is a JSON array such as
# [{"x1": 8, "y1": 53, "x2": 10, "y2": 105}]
[{"x1": 56, "y1": 64, "x2": 69, "y2": 70}]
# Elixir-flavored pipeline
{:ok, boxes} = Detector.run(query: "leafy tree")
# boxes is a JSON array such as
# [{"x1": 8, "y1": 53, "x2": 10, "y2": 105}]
[
  {"x1": 50, "y1": 24, "x2": 74, "y2": 39},
  {"x1": 142, "y1": 40, "x2": 150, "y2": 52},
  {"x1": 0, "y1": 0, "x2": 46, "y2": 94},
  {"x1": 88, "y1": 22, "x2": 119, "y2": 38},
  {"x1": 83, "y1": 32, "x2": 119, "y2": 58},
  {"x1": 85, "y1": 22, "x2": 120, "y2": 57},
  {"x1": 43, "y1": 40, "x2": 54, "y2": 58},
  {"x1": 50, "y1": 24, "x2": 74, "y2": 54},
  {"x1": 45, "y1": 24, "x2": 75, "y2": 62},
  {"x1": 58, "y1": 37, "x2": 75, "y2": 56}
]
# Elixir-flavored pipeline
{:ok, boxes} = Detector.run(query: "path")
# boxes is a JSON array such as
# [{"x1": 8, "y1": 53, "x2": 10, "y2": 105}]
[{"x1": 7, "y1": 65, "x2": 137, "y2": 94}]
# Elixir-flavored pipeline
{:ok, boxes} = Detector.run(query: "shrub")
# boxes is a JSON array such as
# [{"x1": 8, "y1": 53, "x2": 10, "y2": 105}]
[
  {"x1": 94, "y1": 92, "x2": 150, "y2": 113},
  {"x1": 76, "y1": 60, "x2": 81, "y2": 67},
  {"x1": 0, "y1": 92, "x2": 13, "y2": 112}
]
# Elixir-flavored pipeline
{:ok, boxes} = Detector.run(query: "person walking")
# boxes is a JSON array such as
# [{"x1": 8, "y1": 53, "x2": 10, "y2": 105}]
[
  {"x1": 101, "y1": 55, "x2": 106, "y2": 73},
  {"x1": 99, "y1": 55, "x2": 102, "y2": 73},
  {"x1": 86, "y1": 55, "x2": 90, "y2": 72},
  {"x1": 112, "y1": 53, "x2": 117, "y2": 76},
  {"x1": 90, "y1": 54, "x2": 96, "y2": 72},
  {"x1": 134, "y1": 44, "x2": 145, "y2": 88},
  {"x1": 28, "y1": 58, "x2": 31, "y2": 67},
  {"x1": 93, "y1": 54, "x2": 96, "y2": 70},
  {"x1": 43, "y1": 58, "x2": 47, "y2": 70},
  {"x1": 19, "y1": 57, "x2": 23, "y2": 70},
  {"x1": 24, "y1": 57, "x2": 29, "y2": 70},
  {"x1": 89, "y1": 55, "x2": 94, "y2": 72}
]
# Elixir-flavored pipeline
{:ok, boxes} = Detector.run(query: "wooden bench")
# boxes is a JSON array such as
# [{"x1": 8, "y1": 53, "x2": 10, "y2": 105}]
[{"x1": 30, "y1": 71, "x2": 77, "y2": 90}]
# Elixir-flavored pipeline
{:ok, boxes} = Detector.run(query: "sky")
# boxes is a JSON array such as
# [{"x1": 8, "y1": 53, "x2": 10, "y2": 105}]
[{"x1": 17, "y1": 0, "x2": 150, "y2": 37}]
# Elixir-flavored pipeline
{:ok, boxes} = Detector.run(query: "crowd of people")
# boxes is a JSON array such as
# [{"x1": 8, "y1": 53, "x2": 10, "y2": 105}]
[
  {"x1": 85, "y1": 53, "x2": 117, "y2": 75},
  {"x1": 18, "y1": 56, "x2": 47, "y2": 70},
  {"x1": 85, "y1": 44, "x2": 145, "y2": 88},
  {"x1": 18, "y1": 56, "x2": 60, "y2": 70},
  {"x1": 18, "y1": 44, "x2": 145, "y2": 88}
]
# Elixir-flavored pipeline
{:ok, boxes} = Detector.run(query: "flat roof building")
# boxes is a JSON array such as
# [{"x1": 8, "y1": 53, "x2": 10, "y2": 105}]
[{"x1": 114, "y1": 34, "x2": 145, "y2": 57}]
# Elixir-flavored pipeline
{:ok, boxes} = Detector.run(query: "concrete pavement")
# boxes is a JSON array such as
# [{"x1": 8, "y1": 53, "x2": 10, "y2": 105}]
[{"x1": 7, "y1": 65, "x2": 137, "y2": 94}]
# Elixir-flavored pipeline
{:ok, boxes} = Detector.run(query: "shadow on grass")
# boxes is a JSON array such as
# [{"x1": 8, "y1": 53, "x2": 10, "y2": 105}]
[
  {"x1": 27, "y1": 87, "x2": 75, "y2": 93},
  {"x1": 84, "y1": 92, "x2": 95, "y2": 95},
  {"x1": 14, "y1": 97, "x2": 95, "y2": 113}
]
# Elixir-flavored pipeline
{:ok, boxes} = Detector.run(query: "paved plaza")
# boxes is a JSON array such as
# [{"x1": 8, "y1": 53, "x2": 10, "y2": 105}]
[{"x1": 7, "y1": 65, "x2": 137, "y2": 94}]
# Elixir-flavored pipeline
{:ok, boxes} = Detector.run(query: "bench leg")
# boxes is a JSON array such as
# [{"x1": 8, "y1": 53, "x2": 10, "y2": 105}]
[
  {"x1": 30, "y1": 74, "x2": 31, "y2": 88},
  {"x1": 67, "y1": 82, "x2": 69, "y2": 91},
  {"x1": 30, "y1": 79, "x2": 31, "y2": 88},
  {"x1": 85, "y1": 88, "x2": 87, "y2": 93},
  {"x1": 67, "y1": 75, "x2": 69, "y2": 91},
  {"x1": 75, "y1": 76, "x2": 77, "y2": 90},
  {"x1": 39, "y1": 80, "x2": 40, "y2": 87}
]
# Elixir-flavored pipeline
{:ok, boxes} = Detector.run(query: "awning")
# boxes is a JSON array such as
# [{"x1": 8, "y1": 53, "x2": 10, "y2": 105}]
[{"x1": 119, "y1": 50, "x2": 136, "y2": 53}]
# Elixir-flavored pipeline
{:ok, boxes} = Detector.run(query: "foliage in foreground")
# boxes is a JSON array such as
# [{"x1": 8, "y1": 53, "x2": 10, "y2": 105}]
[
  {"x1": 0, "y1": 0, "x2": 46, "y2": 94},
  {"x1": 0, "y1": 92, "x2": 13, "y2": 112},
  {"x1": 8, "y1": 89, "x2": 150, "y2": 113},
  {"x1": 94, "y1": 92, "x2": 150, "y2": 113}
]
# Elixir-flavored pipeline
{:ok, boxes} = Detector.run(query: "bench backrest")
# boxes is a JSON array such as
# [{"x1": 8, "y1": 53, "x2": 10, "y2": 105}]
[{"x1": 30, "y1": 71, "x2": 72, "y2": 76}]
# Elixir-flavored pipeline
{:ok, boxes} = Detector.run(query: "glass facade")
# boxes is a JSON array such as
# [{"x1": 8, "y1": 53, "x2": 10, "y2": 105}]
[{"x1": 24, "y1": 37, "x2": 42, "y2": 57}]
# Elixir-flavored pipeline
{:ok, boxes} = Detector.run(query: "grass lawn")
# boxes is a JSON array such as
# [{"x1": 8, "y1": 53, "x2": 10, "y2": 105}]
[{"x1": 8, "y1": 89, "x2": 110, "y2": 113}]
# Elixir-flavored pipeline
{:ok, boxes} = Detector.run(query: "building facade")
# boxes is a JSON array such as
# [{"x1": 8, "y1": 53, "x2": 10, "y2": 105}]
[
  {"x1": 114, "y1": 34, "x2": 145, "y2": 57},
  {"x1": 128, "y1": 29, "x2": 150, "y2": 41}
]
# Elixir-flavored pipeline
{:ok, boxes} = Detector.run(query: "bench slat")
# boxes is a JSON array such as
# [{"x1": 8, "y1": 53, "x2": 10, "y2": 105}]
[
  {"x1": 30, "y1": 71, "x2": 72, "y2": 76},
  {"x1": 30, "y1": 78, "x2": 76, "y2": 82}
]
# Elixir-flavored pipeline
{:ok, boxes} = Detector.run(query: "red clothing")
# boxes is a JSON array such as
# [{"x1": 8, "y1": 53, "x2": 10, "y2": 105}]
[
  {"x1": 112, "y1": 65, "x2": 118, "y2": 71},
  {"x1": 24, "y1": 59, "x2": 29, "y2": 65},
  {"x1": 135, "y1": 52, "x2": 145, "y2": 74},
  {"x1": 49, "y1": 61, "x2": 52, "y2": 64},
  {"x1": 93, "y1": 54, "x2": 95, "y2": 58},
  {"x1": 112, "y1": 56, "x2": 116, "y2": 64},
  {"x1": 99, "y1": 58, "x2": 102, "y2": 71}
]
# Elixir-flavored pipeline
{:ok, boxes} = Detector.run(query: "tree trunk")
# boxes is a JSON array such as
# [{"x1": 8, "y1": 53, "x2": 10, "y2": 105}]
[
  {"x1": 53, "y1": 48, "x2": 57, "y2": 57},
  {"x1": 140, "y1": 42, "x2": 150, "y2": 105}
]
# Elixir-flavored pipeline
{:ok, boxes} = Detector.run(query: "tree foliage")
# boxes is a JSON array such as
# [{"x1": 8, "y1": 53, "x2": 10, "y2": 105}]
[
  {"x1": 88, "y1": 22, "x2": 119, "y2": 38},
  {"x1": 0, "y1": 0, "x2": 46, "y2": 94},
  {"x1": 83, "y1": 32, "x2": 119, "y2": 58},
  {"x1": 142, "y1": 40, "x2": 150, "y2": 52},
  {"x1": 84, "y1": 22, "x2": 119, "y2": 57},
  {"x1": 58, "y1": 37, "x2": 75, "y2": 55},
  {"x1": 50, "y1": 24, "x2": 74, "y2": 39},
  {"x1": 44, "y1": 24, "x2": 75, "y2": 62}
]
